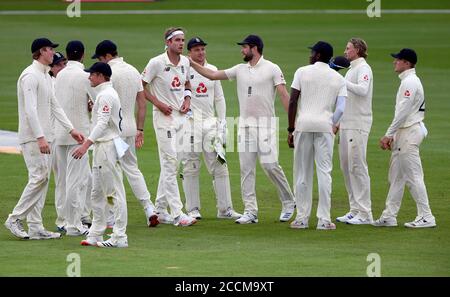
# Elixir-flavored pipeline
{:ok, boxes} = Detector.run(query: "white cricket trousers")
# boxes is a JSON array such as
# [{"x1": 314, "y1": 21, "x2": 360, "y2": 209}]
[
  {"x1": 8, "y1": 141, "x2": 51, "y2": 233},
  {"x1": 87, "y1": 140, "x2": 127, "y2": 243},
  {"x1": 119, "y1": 136, "x2": 153, "y2": 209},
  {"x1": 153, "y1": 111, "x2": 186, "y2": 219},
  {"x1": 339, "y1": 129, "x2": 372, "y2": 219},
  {"x1": 381, "y1": 123, "x2": 434, "y2": 220},
  {"x1": 182, "y1": 118, "x2": 233, "y2": 213},
  {"x1": 238, "y1": 126, "x2": 295, "y2": 216},
  {"x1": 294, "y1": 132, "x2": 334, "y2": 223},
  {"x1": 53, "y1": 144, "x2": 91, "y2": 232}
]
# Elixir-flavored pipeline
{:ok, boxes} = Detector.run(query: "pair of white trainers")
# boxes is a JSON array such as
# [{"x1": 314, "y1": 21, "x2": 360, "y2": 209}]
[
  {"x1": 336, "y1": 212, "x2": 373, "y2": 225},
  {"x1": 373, "y1": 216, "x2": 436, "y2": 228},
  {"x1": 290, "y1": 218, "x2": 336, "y2": 230},
  {"x1": 156, "y1": 210, "x2": 197, "y2": 227},
  {"x1": 187, "y1": 208, "x2": 242, "y2": 220},
  {"x1": 81, "y1": 237, "x2": 128, "y2": 248},
  {"x1": 5, "y1": 218, "x2": 62, "y2": 240},
  {"x1": 234, "y1": 206, "x2": 296, "y2": 225}
]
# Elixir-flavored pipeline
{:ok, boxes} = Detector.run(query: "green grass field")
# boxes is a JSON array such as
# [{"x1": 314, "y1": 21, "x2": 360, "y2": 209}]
[{"x1": 0, "y1": 0, "x2": 449, "y2": 277}]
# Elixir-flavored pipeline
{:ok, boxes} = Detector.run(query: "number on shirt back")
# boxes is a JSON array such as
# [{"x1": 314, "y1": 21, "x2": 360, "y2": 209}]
[{"x1": 419, "y1": 100, "x2": 425, "y2": 112}]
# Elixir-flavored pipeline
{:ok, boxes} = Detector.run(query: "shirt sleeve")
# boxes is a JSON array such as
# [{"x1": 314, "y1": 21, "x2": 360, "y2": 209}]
[
  {"x1": 88, "y1": 95, "x2": 112, "y2": 142},
  {"x1": 21, "y1": 74, "x2": 45, "y2": 139},
  {"x1": 290, "y1": 68, "x2": 301, "y2": 91},
  {"x1": 136, "y1": 70, "x2": 144, "y2": 92},
  {"x1": 338, "y1": 78, "x2": 348, "y2": 97},
  {"x1": 223, "y1": 64, "x2": 239, "y2": 81},
  {"x1": 141, "y1": 58, "x2": 157, "y2": 84},
  {"x1": 346, "y1": 65, "x2": 372, "y2": 97},
  {"x1": 214, "y1": 80, "x2": 226, "y2": 120},
  {"x1": 385, "y1": 81, "x2": 417, "y2": 137},
  {"x1": 273, "y1": 64, "x2": 286, "y2": 87}
]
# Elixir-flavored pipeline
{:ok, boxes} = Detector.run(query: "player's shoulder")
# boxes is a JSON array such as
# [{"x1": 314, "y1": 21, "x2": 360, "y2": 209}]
[
  {"x1": 180, "y1": 54, "x2": 190, "y2": 66},
  {"x1": 147, "y1": 52, "x2": 166, "y2": 65}
]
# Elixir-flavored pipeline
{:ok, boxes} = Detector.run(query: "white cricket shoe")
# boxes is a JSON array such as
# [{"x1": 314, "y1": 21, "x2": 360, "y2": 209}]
[
  {"x1": 173, "y1": 213, "x2": 197, "y2": 227},
  {"x1": 346, "y1": 214, "x2": 373, "y2": 225},
  {"x1": 66, "y1": 226, "x2": 89, "y2": 236},
  {"x1": 97, "y1": 238, "x2": 128, "y2": 248},
  {"x1": 404, "y1": 216, "x2": 436, "y2": 228},
  {"x1": 290, "y1": 218, "x2": 309, "y2": 229},
  {"x1": 372, "y1": 217, "x2": 398, "y2": 227},
  {"x1": 81, "y1": 236, "x2": 103, "y2": 247},
  {"x1": 217, "y1": 208, "x2": 242, "y2": 219},
  {"x1": 336, "y1": 212, "x2": 356, "y2": 223},
  {"x1": 4, "y1": 218, "x2": 29, "y2": 239},
  {"x1": 156, "y1": 210, "x2": 173, "y2": 224},
  {"x1": 29, "y1": 229, "x2": 62, "y2": 240},
  {"x1": 145, "y1": 207, "x2": 159, "y2": 227},
  {"x1": 235, "y1": 212, "x2": 258, "y2": 224},
  {"x1": 187, "y1": 208, "x2": 202, "y2": 220},
  {"x1": 317, "y1": 220, "x2": 336, "y2": 230},
  {"x1": 279, "y1": 205, "x2": 296, "y2": 222}
]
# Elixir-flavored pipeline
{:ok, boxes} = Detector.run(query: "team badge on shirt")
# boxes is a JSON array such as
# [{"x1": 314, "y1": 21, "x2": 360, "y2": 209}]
[
  {"x1": 171, "y1": 76, "x2": 181, "y2": 88},
  {"x1": 102, "y1": 105, "x2": 110, "y2": 113},
  {"x1": 404, "y1": 90, "x2": 411, "y2": 97},
  {"x1": 196, "y1": 82, "x2": 207, "y2": 94},
  {"x1": 363, "y1": 74, "x2": 369, "y2": 81}
]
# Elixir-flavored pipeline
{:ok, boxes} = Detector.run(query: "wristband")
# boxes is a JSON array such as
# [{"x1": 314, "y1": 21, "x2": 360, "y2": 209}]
[
  {"x1": 184, "y1": 89, "x2": 192, "y2": 98},
  {"x1": 287, "y1": 127, "x2": 295, "y2": 133},
  {"x1": 137, "y1": 128, "x2": 144, "y2": 132}
]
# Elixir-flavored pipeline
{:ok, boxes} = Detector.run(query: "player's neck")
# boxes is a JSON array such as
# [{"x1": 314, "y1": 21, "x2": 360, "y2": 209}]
[
  {"x1": 167, "y1": 50, "x2": 181, "y2": 65},
  {"x1": 249, "y1": 54, "x2": 261, "y2": 67}
]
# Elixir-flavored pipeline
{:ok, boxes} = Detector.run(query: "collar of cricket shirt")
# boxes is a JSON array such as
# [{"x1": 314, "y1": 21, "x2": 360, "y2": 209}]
[
  {"x1": 33, "y1": 59, "x2": 50, "y2": 73},
  {"x1": 350, "y1": 57, "x2": 365, "y2": 68},
  {"x1": 315, "y1": 61, "x2": 330, "y2": 68},
  {"x1": 164, "y1": 51, "x2": 183, "y2": 67},
  {"x1": 95, "y1": 81, "x2": 113, "y2": 92},
  {"x1": 399, "y1": 68, "x2": 416, "y2": 80},
  {"x1": 248, "y1": 55, "x2": 264, "y2": 68},
  {"x1": 108, "y1": 57, "x2": 123, "y2": 66},
  {"x1": 67, "y1": 60, "x2": 84, "y2": 69}
]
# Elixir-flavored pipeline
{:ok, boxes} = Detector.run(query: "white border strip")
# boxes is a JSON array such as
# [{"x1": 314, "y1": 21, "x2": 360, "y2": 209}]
[{"x1": 1, "y1": 9, "x2": 450, "y2": 15}]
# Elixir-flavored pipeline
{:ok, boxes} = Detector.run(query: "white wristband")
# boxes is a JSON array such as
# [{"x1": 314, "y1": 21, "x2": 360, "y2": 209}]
[{"x1": 184, "y1": 89, "x2": 192, "y2": 98}]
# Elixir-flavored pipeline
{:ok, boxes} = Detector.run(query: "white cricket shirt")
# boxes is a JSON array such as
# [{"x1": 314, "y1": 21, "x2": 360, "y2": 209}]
[{"x1": 291, "y1": 61, "x2": 347, "y2": 133}]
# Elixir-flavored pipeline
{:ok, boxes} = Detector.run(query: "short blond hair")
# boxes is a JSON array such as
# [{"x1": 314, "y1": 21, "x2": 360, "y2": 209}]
[
  {"x1": 164, "y1": 27, "x2": 185, "y2": 40},
  {"x1": 349, "y1": 38, "x2": 368, "y2": 59}
]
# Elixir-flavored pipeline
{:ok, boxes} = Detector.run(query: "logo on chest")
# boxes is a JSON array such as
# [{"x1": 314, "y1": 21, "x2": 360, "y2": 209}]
[{"x1": 171, "y1": 76, "x2": 181, "y2": 88}]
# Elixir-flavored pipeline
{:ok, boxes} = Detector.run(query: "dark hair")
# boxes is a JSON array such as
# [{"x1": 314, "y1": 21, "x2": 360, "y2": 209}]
[
  {"x1": 249, "y1": 44, "x2": 263, "y2": 55},
  {"x1": 318, "y1": 52, "x2": 332, "y2": 63},
  {"x1": 99, "y1": 50, "x2": 118, "y2": 59},
  {"x1": 32, "y1": 50, "x2": 41, "y2": 60},
  {"x1": 67, "y1": 51, "x2": 83, "y2": 61}
]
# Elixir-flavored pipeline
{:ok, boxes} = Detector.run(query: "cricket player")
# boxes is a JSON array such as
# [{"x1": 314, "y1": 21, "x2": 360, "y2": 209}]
[
  {"x1": 336, "y1": 38, "x2": 374, "y2": 225},
  {"x1": 4, "y1": 38, "x2": 84, "y2": 240},
  {"x1": 73, "y1": 62, "x2": 129, "y2": 248},
  {"x1": 374, "y1": 48, "x2": 436, "y2": 228},
  {"x1": 49, "y1": 52, "x2": 67, "y2": 79},
  {"x1": 54, "y1": 40, "x2": 92, "y2": 236},
  {"x1": 189, "y1": 34, "x2": 296, "y2": 224},
  {"x1": 182, "y1": 37, "x2": 242, "y2": 220},
  {"x1": 288, "y1": 41, "x2": 347, "y2": 230},
  {"x1": 141, "y1": 27, "x2": 196, "y2": 227},
  {"x1": 92, "y1": 40, "x2": 159, "y2": 227}
]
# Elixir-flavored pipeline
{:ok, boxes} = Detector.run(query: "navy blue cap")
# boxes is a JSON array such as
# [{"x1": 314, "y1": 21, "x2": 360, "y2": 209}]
[
  {"x1": 50, "y1": 52, "x2": 66, "y2": 67},
  {"x1": 84, "y1": 62, "x2": 112, "y2": 77},
  {"x1": 92, "y1": 40, "x2": 117, "y2": 59},
  {"x1": 329, "y1": 56, "x2": 350, "y2": 71},
  {"x1": 308, "y1": 41, "x2": 334, "y2": 61},
  {"x1": 391, "y1": 48, "x2": 417, "y2": 64},
  {"x1": 187, "y1": 37, "x2": 207, "y2": 50},
  {"x1": 66, "y1": 40, "x2": 85, "y2": 56},
  {"x1": 237, "y1": 34, "x2": 264, "y2": 50},
  {"x1": 31, "y1": 38, "x2": 58, "y2": 53}
]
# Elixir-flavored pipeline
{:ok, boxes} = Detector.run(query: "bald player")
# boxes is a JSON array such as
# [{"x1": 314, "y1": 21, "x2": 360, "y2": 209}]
[
  {"x1": 182, "y1": 37, "x2": 241, "y2": 220},
  {"x1": 374, "y1": 48, "x2": 436, "y2": 228},
  {"x1": 189, "y1": 34, "x2": 295, "y2": 224},
  {"x1": 141, "y1": 27, "x2": 196, "y2": 227}
]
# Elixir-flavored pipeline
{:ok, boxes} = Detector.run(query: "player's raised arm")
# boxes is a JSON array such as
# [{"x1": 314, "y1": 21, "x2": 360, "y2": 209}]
[{"x1": 189, "y1": 57, "x2": 228, "y2": 80}]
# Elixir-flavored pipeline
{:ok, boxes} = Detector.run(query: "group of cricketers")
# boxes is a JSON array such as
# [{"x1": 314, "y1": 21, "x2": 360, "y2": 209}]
[{"x1": 3, "y1": 26, "x2": 436, "y2": 248}]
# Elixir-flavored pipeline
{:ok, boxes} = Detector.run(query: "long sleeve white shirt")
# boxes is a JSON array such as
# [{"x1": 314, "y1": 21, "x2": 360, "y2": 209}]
[
  {"x1": 17, "y1": 60, "x2": 73, "y2": 144},
  {"x1": 385, "y1": 68, "x2": 425, "y2": 137},
  {"x1": 54, "y1": 60, "x2": 92, "y2": 145},
  {"x1": 341, "y1": 57, "x2": 373, "y2": 132},
  {"x1": 88, "y1": 81, "x2": 122, "y2": 143}
]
